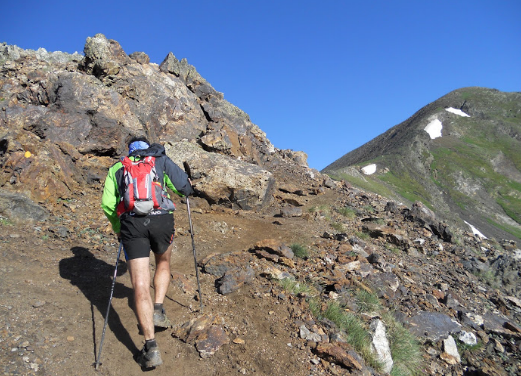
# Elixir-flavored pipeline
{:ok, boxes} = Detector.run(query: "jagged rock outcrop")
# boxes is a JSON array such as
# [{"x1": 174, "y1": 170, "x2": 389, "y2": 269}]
[{"x1": 0, "y1": 34, "x2": 316, "y2": 217}]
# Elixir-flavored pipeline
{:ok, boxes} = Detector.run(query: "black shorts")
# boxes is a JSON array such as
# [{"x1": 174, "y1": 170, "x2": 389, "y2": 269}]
[{"x1": 119, "y1": 213, "x2": 175, "y2": 260}]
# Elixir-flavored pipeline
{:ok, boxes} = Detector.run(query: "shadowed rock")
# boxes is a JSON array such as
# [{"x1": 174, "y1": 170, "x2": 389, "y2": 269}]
[{"x1": 0, "y1": 192, "x2": 49, "y2": 223}]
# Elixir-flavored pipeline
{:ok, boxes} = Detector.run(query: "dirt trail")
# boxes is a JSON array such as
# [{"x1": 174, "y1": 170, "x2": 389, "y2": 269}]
[{"x1": 0, "y1": 188, "x2": 337, "y2": 376}]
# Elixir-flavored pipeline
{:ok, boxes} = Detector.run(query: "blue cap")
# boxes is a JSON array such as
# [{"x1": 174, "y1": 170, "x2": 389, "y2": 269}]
[{"x1": 128, "y1": 141, "x2": 149, "y2": 155}]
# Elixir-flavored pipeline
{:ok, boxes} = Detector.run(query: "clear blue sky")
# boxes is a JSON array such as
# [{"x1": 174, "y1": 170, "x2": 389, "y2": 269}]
[{"x1": 2, "y1": 0, "x2": 520, "y2": 170}]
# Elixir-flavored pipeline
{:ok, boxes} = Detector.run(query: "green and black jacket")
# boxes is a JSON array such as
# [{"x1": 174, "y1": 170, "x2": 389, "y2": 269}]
[{"x1": 101, "y1": 143, "x2": 193, "y2": 233}]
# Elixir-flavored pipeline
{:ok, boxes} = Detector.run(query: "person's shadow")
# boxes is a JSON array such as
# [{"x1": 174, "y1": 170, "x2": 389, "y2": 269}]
[{"x1": 59, "y1": 246, "x2": 138, "y2": 362}]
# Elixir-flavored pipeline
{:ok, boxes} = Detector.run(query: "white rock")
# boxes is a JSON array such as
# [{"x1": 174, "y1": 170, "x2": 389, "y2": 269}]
[
  {"x1": 465, "y1": 312, "x2": 484, "y2": 326},
  {"x1": 299, "y1": 325, "x2": 321, "y2": 342},
  {"x1": 458, "y1": 331, "x2": 477, "y2": 346},
  {"x1": 506, "y1": 296, "x2": 521, "y2": 308},
  {"x1": 442, "y1": 336, "x2": 461, "y2": 363},
  {"x1": 370, "y1": 319, "x2": 393, "y2": 373}
]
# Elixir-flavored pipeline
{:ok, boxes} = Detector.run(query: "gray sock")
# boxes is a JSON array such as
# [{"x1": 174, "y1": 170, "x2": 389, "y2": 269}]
[{"x1": 145, "y1": 339, "x2": 157, "y2": 351}]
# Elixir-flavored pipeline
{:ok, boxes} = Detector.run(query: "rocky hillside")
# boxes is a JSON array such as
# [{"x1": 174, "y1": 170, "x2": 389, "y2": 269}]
[
  {"x1": 322, "y1": 87, "x2": 521, "y2": 244},
  {"x1": 1, "y1": 36, "x2": 520, "y2": 376},
  {"x1": 0, "y1": 33, "x2": 312, "y2": 215}
]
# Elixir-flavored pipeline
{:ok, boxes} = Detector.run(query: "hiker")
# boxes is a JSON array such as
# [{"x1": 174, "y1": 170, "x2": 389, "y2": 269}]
[{"x1": 101, "y1": 136, "x2": 193, "y2": 368}]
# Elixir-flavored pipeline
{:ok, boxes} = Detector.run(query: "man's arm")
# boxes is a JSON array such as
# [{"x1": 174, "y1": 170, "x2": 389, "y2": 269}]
[
  {"x1": 162, "y1": 157, "x2": 194, "y2": 197},
  {"x1": 101, "y1": 162, "x2": 123, "y2": 233}
]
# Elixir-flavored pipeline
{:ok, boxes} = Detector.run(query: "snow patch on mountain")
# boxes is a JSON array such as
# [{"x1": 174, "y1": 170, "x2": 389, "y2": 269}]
[
  {"x1": 361, "y1": 164, "x2": 377, "y2": 175},
  {"x1": 464, "y1": 221, "x2": 487, "y2": 238},
  {"x1": 446, "y1": 107, "x2": 470, "y2": 117},
  {"x1": 425, "y1": 118, "x2": 443, "y2": 139}
]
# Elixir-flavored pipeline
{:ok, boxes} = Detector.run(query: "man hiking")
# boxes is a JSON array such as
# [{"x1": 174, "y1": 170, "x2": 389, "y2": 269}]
[{"x1": 101, "y1": 136, "x2": 193, "y2": 368}]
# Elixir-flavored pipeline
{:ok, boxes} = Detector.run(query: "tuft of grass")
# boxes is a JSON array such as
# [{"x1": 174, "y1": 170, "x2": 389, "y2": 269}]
[
  {"x1": 472, "y1": 269, "x2": 500, "y2": 289},
  {"x1": 308, "y1": 205, "x2": 333, "y2": 221},
  {"x1": 322, "y1": 301, "x2": 382, "y2": 370},
  {"x1": 355, "y1": 231, "x2": 370, "y2": 241},
  {"x1": 290, "y1": 243, "x2": 309, "y2": 259},
  {"x1": 453, "y1": 334, "x2": 483, "y2": 360},
  {"x1": 362, "y1": 205, "x2": 376, "y2": 213},
  {"x1": 383, "y1": 312, "x2": 424, "y2": 376},
  {"x1": 385, "y1": 243, "x2": 401, "y2": 255},
  {"x1": 356, "y1": 290, "x2": 382, "y2": 314},
  {"x1": 308, "y1": 297, "x2": 321, "y2": 317},
  {"x1": 330, "y1": 222, "x2": 345, "y2": 232},
  {"x1": 312, "y1": 293, "x2": 424, "y2": 376},
  {"x1": 278, "y1": 278, "x2": 313, "y2": 296},
  {"x1": 337, "y1": 206, "x2": 357, "y2": 218},
  {"x1": 0, "y1": 217, "x2": 13, "y2": 226}
]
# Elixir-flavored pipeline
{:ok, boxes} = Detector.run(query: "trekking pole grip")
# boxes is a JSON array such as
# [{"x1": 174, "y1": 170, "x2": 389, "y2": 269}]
[{"x1": 183, "y1": 161, "x2": 192, "y2": 179}]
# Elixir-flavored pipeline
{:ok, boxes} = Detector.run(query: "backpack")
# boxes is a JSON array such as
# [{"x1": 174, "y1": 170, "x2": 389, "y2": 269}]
[{"x1": 116, "y1": 155, "x2": 168, "y2": 216}]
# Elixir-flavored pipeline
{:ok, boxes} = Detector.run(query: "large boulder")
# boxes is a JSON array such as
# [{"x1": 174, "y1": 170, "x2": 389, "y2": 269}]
[
  {"x1": 0, "y1": 192, "x2": 49, "y2": 223},
  {"x1": 165, "y1": 142, "x2": 275, "y2": 210}
]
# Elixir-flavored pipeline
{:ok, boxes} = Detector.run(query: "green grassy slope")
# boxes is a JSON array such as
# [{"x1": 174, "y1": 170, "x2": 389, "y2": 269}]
[{"x1": 323, "y1": 87, "x2": 521, "y2": 241}]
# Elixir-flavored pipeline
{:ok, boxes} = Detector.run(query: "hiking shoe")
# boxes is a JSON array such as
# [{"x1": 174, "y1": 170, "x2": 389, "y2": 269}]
[
  {"x1": 153, "y1": 308, "x2": 171, "y2": 328},
  {"x1": 136, "y1": 344, "x2": 163, "y2": 368}
]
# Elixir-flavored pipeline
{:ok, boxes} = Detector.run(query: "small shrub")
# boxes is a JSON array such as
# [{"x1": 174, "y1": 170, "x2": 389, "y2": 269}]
[{"x1": 290, "y1": 243, "x2": 309, "y2": 259}]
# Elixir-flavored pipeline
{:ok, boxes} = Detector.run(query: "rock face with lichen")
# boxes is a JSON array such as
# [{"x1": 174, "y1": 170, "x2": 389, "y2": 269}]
[{"x1": 0, "y1": 34, "x2": 320, "y2": 215}]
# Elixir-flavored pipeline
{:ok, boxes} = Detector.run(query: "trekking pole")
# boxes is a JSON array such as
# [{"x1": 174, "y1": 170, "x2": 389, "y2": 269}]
[
  {"x1": 183, "y1": 162, "x2": 204, "y2": 312},
  {"x1": 94, "y1": 241, "x2": 123, "y2": 370}
]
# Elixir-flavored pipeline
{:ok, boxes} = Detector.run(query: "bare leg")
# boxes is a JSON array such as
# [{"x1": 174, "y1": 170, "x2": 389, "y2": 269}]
[
  {"x1": 153, "y1": 243, "x2": 173, "y2": 304},
  {"x1": 128, "y1": 257, "x2": 154, "y2": 340}
]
